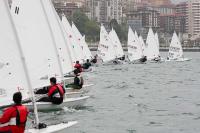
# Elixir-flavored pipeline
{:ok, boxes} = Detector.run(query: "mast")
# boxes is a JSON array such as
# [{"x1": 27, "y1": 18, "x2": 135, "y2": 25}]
[{"x1": 5, "y1": 0, "x2": 40, "y2": 126}]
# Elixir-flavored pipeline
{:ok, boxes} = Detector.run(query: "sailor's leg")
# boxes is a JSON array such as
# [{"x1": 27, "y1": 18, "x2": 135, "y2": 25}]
[{"x1": 37, "y1": 97, "x2": 51, "y2": 102}]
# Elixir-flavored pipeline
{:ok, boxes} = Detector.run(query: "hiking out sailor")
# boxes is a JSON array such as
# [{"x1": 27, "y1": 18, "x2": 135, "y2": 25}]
[
  {"x1": 139, "y1": 56, "x2": 147, "y2": 63},
  {"x1": 65, "y1": 69, "x2": 84, "y2": 90},
  {"x1": 82, "y1": 59, "x2": 91, "y2": 69},
  {"x1": 118, "y1": 55, "x2": 125, "y2": 61},
  {"x1": 91, "y1": 55, "x2": 97, "y2": 64},
  {"x1": 74, "y1": 61, "x2": 82, "y2": 73},
  {"x1": 0, "y1": 92, "x2": 29, "y2": 133},
  {"x1": 36, "y1": 77, "x2": 65, "y2": 105}
]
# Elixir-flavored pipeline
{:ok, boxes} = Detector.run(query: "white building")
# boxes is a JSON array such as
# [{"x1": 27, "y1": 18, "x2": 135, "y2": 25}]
[
  {"x1": 187, "y1": 0, "x2": 200, "y2": 37},
  {"x1": 87, "y1": 0, "x2": 123, "y2": 24}
]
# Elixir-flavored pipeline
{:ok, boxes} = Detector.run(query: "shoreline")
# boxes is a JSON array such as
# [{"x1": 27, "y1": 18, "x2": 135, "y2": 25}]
[{"x1": 89, "y1": 46, "x2": 200, "y2": 52}]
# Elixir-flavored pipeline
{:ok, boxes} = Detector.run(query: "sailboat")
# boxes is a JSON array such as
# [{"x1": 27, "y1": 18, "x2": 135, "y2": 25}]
[
  {"x1": 72, "y1": 22, "x2": 93, "y2": 60},
  {"x1": 109, "y1": 28, "x2": 125, "y2": 61},
  {"x1": 167, "y1": 32, "x2": 191, "y2": 62},
  {"x1": 127, "y1": 27, "x2": 146, "y2": 63},
  {"x1": 11, "y1": 0, "x2": 89, "y2": 111},
  {"x1": 0, "y1": 0, "x2": 77, "y2": 132},
  {"x1": 139, "y1": 35, "x2": 146, "y2": 55},
  {"x1": 98, "y1": 24, "x2": 116, "y2": 64},
  {"x1": 154, "y1": 32, "x2": 161, "y2": 60},
  {"x1": 42, "y1": 0, "x2": 74, "y2": 76},
  {"x1": 71, "y1": 22, "x2": 94, "y2": 72},
  {"x1": 61, "y1": 15, "x2": 85, "y2": 64},
  {"x1": 145, "y1": 28, "x2": 161, "y2": 62}
]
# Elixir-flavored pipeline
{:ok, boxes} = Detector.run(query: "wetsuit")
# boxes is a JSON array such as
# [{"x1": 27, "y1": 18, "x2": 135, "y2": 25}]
[
  {"x1": 82, "y1": 62, "x2": 91, "y2": 69},
  {"x1": 66, "y1": 75, "x2": 83, "y2": 89}
]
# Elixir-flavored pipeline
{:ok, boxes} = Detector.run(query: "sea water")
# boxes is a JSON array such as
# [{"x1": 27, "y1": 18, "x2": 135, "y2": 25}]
[{"x1": 34, "y1": 52, "x2": 200, "y2": 133}]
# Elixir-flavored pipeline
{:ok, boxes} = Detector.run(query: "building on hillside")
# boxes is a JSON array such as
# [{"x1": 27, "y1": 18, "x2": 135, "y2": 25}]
[
  {"x1": 86, "y1": 0, "x2": 122, "y2": 24},
  {"x1": 53, "y1": 0, "x2": 84, "y2": 17},
  {"x1": 144, "y1": 0, "x2": 172, "y2": 6},
  {"x1": 159, "y1": 13, "x2": 186, "y2": 33},
  {"x1": 187, "y1": 0, "x2": 200, "y2": 38}
]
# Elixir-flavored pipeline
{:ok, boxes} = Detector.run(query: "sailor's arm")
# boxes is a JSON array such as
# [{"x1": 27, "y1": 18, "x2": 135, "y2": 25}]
[{"x1": 0, "y1": 107, "x2": 13, "y2": 124}]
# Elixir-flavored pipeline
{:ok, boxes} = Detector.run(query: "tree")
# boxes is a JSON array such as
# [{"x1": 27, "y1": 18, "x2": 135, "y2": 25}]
[
  {"x1": 72, "y1": 11, "x2": 100, "y2": 42},
  {"x1": 109, "y1": 19, "x2": 128, "y2": 43}
]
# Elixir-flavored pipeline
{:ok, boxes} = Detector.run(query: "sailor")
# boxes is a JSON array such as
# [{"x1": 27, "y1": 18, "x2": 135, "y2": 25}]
[
  {"x1": 65, "y1": 69, "x2": 84, "y2": 90},
  {"x1": 74, "y1": 61, "x2": 82, "y2": 73},
  {"x1": 37, "y1": 77, "x2": 65, "y2": 105},
  {"x1": 0, "y1": 92, "x2": 29, "y2": 133},
  {"x1": 82, "y1": 59, "x2": 92, "y2": 69},
  {"x1": 121, "y1": 55, "x2": 125, "y2": 61},
  {"x1": 91, "y1": 55, "x2": 97, "y2": 64},
  {"x1": 140, "y1": 56, "x2": 147, "y2": 63}
]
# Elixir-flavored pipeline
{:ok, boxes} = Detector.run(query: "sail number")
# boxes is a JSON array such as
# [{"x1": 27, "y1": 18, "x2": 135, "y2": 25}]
[{"x1": 169, "y1": 47, "x2": 180, "y2": 52}]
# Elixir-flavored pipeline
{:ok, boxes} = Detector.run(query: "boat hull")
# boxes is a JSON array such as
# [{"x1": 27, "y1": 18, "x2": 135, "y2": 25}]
[
  {"x1": 26, "y1": 121, "x2": 77, "y2": 133},
  {"x1": 25, "y1": 96, "x2": 90, "y2": 111},
  {"x1": 165, "y1": 58, "x2": 192, "y2": 62},
  {"x1": 65, "y1": 84, "x2": 94, "y2": 93}
]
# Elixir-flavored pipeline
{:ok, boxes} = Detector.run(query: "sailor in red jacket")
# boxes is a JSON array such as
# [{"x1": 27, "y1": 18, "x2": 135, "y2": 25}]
[
  {"x1": 74, "y1": 61, "x2": 82, "y2": 73},
  {"x1": 0, "y1": 92, "x2": 29, "y2": 133},
  {"x1": 37, "y1": 77, "x2": 65, "y2": 105}
]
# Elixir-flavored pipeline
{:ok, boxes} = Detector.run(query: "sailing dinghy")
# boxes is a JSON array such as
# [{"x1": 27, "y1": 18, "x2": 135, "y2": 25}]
[
  {"x1": 167, "y1": 32, "x2": 191, "y2": 62},
  {"x1": 98, "y1": 24, "x2": 118, "y2": 64},
  {"x1": 145, "y1": 28, "x2": 161, "y2": 62},
  {"x1": 11, "y1": 0, "x2": 89, "y2": 111},
  {"x1": 0, "y1": 0, "x2": 77, "y2": 132},
  {"x1": 127, "y1": 27, "x2": 146, "y2": 63},
  {"x1": 109, "y1": 28, "x2": 125, "y2": 63},
  {"x1": 72, "y1": 22, "x2": 94, "y2": 72}
]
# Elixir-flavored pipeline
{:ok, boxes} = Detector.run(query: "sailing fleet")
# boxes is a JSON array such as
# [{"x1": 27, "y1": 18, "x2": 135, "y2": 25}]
[
  {"x1": 98, "y1": 25, "x2": 191, "y2": 64},
  {"x1": 0, "y1": 0, "x2": 191, "y2": 132}
]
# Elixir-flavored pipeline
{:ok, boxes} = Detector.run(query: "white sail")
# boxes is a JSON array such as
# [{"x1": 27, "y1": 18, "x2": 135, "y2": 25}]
[
  {"x1": 154, "y1": 32, "x2": 160, "y2": 57},
  {"x1": 108, "y1": 29, "x2": 118, "y2": 58},
  {"x1": 145, "y1": 28, "x2": 158, "y2": 60},
  {"x1": 134, "y1": 31, "x2": 140, "y2": 44},
  {"x1": 127, "y1": 27, "x2": 143, "y2": 61},
  {"x1": 11, "y1": 0, "x2": 62, "y2": 89},
  {"x1": 42, "y1": 0, "x2": 73, "y2": 74},
  {"x1": 82, "y1": 35, "x2": 93, "y2": 60},
  {"x1": 168, "y1": 32, "x2": 183, "y2": 59},
  {"x1": 61, "y1": 15, "x2": 84, "y2": 64},
  {"x1": 7, "y1": 1, "x2": 78, "y2": 130},
  {"x1": 109, "y1": 28, "x2": 124, "y2": 58},
  {"x1": 71, "y1": 22, "x2": 92, "y2": 60},
  {"x1": 139, "y1": 36, "x2": 146, "y2": 55},
  {"x1": 60, "y1": 16, "x2": 76, "y2": 65},
  {"x1": 0, "y1": 0, "x2": 30, "y2": 107},
  {"x1": 98, "y1": 25, "x2": 115, "y2": 62}
]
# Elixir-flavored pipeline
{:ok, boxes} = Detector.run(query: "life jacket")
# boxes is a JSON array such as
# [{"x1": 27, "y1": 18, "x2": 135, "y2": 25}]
[
  {"x1": 48, "y1": 84, "x2": 64, "y2": 98},
  {"x1": 0, "y1": 105, "x2": 28, "y2": 133},
  {"x1": 74, "y1": 64, "x2": 82, "y2": 72}
]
